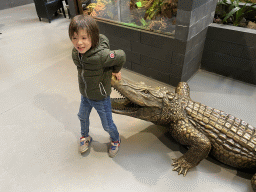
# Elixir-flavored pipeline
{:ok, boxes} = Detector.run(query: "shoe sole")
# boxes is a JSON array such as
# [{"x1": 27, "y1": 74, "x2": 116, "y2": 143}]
[{"x1": 80, "y1": 147, "x2": 89, "y2": 154}]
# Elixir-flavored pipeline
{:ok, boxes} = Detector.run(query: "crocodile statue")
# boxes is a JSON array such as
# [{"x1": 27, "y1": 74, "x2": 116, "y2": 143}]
[{"x1": 110, "y1": 76, "x2": 256, "y2": 191}]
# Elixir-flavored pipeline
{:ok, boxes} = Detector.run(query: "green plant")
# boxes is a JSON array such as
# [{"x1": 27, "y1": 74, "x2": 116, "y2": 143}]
[
  {"x1": 140, "y1": 18, "x2": 148, "y2": 27},
  {"x1": 218, "y1": 0, "x2": 256, "y2": 26},
  {"x1": 121, "y1": 18, "x2": 148, "y2": 29},
  {"x1": 145, "y1": 0, "x2": 162, "y2": 20},
  {"x1": 144, "y1": 0, "x2": 177, "y2": 20}
]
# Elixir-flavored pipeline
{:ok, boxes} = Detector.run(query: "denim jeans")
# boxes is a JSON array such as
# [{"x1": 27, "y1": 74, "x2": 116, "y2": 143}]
[{"x1": 78, "y1": 95, "x2": 119, "y2": 142}]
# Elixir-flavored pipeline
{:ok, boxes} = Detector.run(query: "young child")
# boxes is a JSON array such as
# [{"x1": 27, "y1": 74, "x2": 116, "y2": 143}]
[{"x1": 69, "y1": 15, "x2": 126, "y2": 158}]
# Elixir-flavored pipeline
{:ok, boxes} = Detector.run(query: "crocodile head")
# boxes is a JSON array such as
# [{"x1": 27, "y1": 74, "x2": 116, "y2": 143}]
[{"x1": 111, "y1": 76, "x2": 175, "y2": 124}]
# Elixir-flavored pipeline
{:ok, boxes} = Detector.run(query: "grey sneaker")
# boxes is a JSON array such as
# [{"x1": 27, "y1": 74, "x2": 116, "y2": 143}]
[
  {"x1": 79, "y1": 136, "x2": 92, "y2": 153},
  {"x1": 109, "y1": 139, "x2": 121, "y2": 158}
]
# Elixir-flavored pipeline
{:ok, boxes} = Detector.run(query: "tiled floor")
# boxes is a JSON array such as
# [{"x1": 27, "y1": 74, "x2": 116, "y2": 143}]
[{"x1": 1, "y1": 3, "x2": 256, "y2": 192}]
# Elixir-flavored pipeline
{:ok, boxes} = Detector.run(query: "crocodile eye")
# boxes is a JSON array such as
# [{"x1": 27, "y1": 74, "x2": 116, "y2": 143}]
[{"x1": 143, "y1": 90, "x2": 149, "y2": 94}]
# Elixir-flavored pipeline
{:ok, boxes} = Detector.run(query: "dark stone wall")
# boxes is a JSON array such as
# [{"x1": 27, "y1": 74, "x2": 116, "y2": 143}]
[
  {"x1": 0, "y1": 0, "x2": 33, "y2": 10},
  {"x1": 97, "y1": 19, "x2": 185, "y2": 86},
  {"x1": 175, "y1": 0, "x2": 218, "y2": 83},
  {"x1": 201, "y1": 23, "x2": 256, "y2": 85}
]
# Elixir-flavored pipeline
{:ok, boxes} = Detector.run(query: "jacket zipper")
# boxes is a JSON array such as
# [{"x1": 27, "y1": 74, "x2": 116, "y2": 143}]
[
  {"x1": 78, "y1": 52, "x2": 88, "y2": 97},
  {"x1": 99, "y1": 82, "x2": 107, "y2": 97}
]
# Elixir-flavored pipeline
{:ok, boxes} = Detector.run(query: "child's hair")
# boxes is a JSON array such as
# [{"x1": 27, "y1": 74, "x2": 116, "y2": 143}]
[{"x1": 69, "y1": 15, "x2": 99, "y2": 49}]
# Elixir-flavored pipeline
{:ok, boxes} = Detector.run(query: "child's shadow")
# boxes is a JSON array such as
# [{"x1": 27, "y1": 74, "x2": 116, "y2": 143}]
[{"x1": 34, "y1": 93, "x2": 80, "y2": 137}]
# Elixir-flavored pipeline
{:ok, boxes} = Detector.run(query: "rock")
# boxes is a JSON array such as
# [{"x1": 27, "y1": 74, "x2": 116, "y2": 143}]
[
  {"x1": 214, "y1": 18, "x2": 222, "y2": 24},
  {"x1": 247, "y1": 21, "x2": 256, "y2": 29},
  {"x1": 238, "y1": 17, "x2": 247, "y2": 27}
]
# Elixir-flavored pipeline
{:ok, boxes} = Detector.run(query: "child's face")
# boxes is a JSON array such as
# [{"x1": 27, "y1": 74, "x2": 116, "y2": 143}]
[{"x1": 71, "y1": 29, "x2": 92, "y2": 54}]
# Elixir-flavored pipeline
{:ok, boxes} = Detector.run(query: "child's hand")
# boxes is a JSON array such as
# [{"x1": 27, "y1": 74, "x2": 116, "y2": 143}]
[{"x1": 112, "y1": 72, "x2": 121, "y2": 81}]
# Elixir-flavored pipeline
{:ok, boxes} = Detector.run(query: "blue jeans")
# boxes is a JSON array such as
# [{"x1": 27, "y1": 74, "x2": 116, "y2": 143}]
[{"x1": 78, "y1": 95, "x2": 119, "y2": 142}]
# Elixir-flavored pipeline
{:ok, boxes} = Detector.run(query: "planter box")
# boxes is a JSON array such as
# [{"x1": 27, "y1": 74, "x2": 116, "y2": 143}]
[{"x1": 201, "y1": 23, "x2": 256, "y2": 85}]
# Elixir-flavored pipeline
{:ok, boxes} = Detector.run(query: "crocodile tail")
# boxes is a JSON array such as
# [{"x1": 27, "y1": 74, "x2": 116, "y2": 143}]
[
  {"x1": 175, "y1": 82, "x2": 191, "y2": 99},
  {"x1": 252, "y1": 174, "x2": 256, "y2": 191}
]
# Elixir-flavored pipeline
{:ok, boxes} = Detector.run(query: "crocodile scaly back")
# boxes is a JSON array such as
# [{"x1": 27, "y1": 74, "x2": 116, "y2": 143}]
[{"x1": 175, "y1": 81, "x2": 256, "y2": 191}]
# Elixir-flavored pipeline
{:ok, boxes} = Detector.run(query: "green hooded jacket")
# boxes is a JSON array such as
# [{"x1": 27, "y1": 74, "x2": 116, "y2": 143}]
[{"x1": 72, "y1": 34, "x2": 126, "y2": 100}]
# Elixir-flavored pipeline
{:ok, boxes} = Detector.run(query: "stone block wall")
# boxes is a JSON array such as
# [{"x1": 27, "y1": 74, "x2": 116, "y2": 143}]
[
  {"x1": 175, "y1": 0, "x2": 218, "y2": 83},
  {"x1": 201, "y1": 23, "x2": 256, "y2": 85},
  {"x1": 97, "y1": 19, "x2": 185, "y2": 86}
]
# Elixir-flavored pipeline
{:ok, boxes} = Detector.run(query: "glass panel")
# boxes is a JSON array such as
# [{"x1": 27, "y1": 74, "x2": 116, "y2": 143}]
[{"x1": 86, "y1": 0, "x2": 177, "y2": 36}]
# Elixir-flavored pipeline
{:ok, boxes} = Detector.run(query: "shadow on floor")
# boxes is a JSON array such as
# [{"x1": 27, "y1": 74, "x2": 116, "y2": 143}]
[{"x1": 34, "y1": 93, "x2": 80, "y2": 137}]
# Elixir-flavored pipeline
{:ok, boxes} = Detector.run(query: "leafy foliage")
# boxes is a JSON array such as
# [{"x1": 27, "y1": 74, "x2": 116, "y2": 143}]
[
  {"x1": 217, "y1": 0, "x2": 256, "y2": 26},
  {"x1": 145, "y1": 0, "x2": 177, "y2": 20}
]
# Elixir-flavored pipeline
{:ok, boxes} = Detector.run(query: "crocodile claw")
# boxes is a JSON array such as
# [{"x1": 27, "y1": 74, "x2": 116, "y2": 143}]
[
  {"x1": 178, "y1": 168, "x2": 183, "y2": 175},
  {"x1": 172, "y1": 165, "x2": 180, "y2": 171},
  {"x1": 172, "y1": 157, "x2": 193, "y2": 177}
]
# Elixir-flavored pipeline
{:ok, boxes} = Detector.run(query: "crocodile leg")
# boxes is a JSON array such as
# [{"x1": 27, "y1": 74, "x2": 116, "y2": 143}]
[{"x1": 170, "y1": 118, "x2": 211, "y2": 176}]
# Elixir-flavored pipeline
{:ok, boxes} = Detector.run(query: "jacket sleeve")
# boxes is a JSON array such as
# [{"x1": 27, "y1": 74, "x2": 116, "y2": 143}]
[
  {"x1": 72, "y1": 48, "x2": 82, "y2": 68},
  {"x1": 99, "y1": 34, "x2": 110, "y2": 49},
  {"x1": 101, "y1": 49, "x2": 126, "y2": 73}
]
